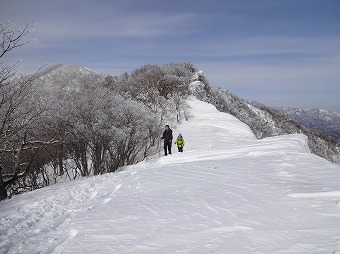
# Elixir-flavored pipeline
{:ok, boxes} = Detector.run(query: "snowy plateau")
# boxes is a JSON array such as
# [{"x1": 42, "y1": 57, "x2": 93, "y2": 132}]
[{"x1": 1, "y1": 97, "x2": 340, "y2": 254}]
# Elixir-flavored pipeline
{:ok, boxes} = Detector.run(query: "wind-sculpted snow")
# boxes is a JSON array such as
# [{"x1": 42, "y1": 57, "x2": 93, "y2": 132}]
[
  {"x1": 1, "y1": 98, "x2": 340, "y2": 253},
  {"x1": 193, "y1": 83, "x2": 340, "y2": 165}
]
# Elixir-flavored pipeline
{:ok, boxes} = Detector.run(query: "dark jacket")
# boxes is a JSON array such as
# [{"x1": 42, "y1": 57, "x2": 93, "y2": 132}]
[{"x1": 162, "y1": 129, "x2": 173, "y2": 142}]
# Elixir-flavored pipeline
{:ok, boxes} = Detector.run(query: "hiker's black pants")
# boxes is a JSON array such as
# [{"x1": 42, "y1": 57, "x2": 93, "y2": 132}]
[
  {"x1": 164, "y1": 140, "x2": 172, "y2": 155},
  {"x1": 177, "y1": 147, "x2": 183, "y2": 153}
]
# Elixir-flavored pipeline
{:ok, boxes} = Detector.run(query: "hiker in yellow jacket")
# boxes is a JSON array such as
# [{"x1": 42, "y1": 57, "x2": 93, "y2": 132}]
[{"x1": 175, "y1": 133, "x2": 185, "y2": 153}]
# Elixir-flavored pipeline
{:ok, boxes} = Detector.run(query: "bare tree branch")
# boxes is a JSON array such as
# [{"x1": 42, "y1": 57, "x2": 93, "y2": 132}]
[
  {"x1": 0, "y1": 22, "x2": 36, "y2": 59},
  {"x1": 0, "y1": 21, "x2": 41, "y2": 200}
]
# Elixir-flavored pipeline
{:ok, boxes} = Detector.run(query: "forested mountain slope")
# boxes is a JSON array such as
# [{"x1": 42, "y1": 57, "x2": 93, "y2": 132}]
[{"x1": 274, "y1": 107, "x2": 340, "y2": 139}]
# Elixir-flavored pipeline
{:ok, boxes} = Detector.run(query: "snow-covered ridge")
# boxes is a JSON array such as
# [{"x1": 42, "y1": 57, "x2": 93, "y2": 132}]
[
  {"x1": 1, "y1": 98, "x2": 340, "y2": 253},
  {"x1": 33, "y1": 65, "x2": 340, "y2": 167},
  {"x1": 191, "y1": 81, "x2": 340, "y2": 165}
]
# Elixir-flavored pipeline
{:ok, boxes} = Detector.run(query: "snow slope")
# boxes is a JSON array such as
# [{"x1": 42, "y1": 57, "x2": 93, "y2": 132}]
[{"x1": 1, "y1": 97, "x2": 340, "y2": 254}]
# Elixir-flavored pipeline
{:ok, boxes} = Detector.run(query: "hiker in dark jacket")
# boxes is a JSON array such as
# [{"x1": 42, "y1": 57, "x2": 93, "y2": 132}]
[{"x1": 161, "y1": 125, "x2": 173, "y2": 156}]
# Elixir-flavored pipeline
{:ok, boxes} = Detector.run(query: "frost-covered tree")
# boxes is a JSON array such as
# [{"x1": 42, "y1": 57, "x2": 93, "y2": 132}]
[
  {"x1": 109, "y1": 62, "x2": 195, "y2": 123},
  {"x1": 32, "y1": 67, "x2": 163, "y2": 178},
  {"x1": 0, "y1": 22, "x2": 48, "y2": 200},
  {"x1": 0, "y1": 58, "x2": 198, "y2": 200},
  {"x1": 70, "y1": 87, "x2": 161, "y2": 175}
]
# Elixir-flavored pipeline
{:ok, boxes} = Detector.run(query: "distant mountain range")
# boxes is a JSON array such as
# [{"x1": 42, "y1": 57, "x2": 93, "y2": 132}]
[{"x1": 273, "y1": 107, "x2": 340, "y2": 139}]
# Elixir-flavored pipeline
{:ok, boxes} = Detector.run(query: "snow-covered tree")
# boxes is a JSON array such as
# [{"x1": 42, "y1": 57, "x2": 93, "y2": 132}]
[
  {"x1": 0, "y1": 22, "x2": 47, "y2": 200},
  {"x1": 0, "y1": 56, "x2": 199, "y2": 199}
]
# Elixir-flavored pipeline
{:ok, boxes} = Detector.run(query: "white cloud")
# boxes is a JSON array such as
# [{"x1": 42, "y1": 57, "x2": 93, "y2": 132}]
[
  {"x1": 24, "y1": 2, "x2": 196, "y2": 44},
  {"x1": 165, "y1": 36, "x2": 340, "y2": 59}
]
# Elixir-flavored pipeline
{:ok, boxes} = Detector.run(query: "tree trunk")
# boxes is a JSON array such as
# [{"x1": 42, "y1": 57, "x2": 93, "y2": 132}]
[
  {"x1": 58, "y1": 144, "x2": 64, "y2": 176},
  {"x1": 93, "y1": 144, "x2": 102, "y2": 175},
  {"x1": 80, "y1": 144, "x2": 89, "y2": 176},
  {"x1": 0, "y1": 166, "x2": 8, "y2": 201}
]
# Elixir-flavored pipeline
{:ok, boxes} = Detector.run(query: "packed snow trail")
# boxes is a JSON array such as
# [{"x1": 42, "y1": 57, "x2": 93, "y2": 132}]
[{"x1": 1, "y1": 97, "x2": 340, "y2": 253}]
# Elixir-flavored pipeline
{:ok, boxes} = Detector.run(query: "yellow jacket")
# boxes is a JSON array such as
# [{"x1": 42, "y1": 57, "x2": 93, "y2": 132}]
[{"x1": 175, "y1": 137, "x2": 185, "y2": 147}]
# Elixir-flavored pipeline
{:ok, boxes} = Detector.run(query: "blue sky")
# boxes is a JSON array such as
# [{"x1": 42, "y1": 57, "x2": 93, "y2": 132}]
[{"x1": 2, "y1": 0, "x2": 340, "y2": 111}]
